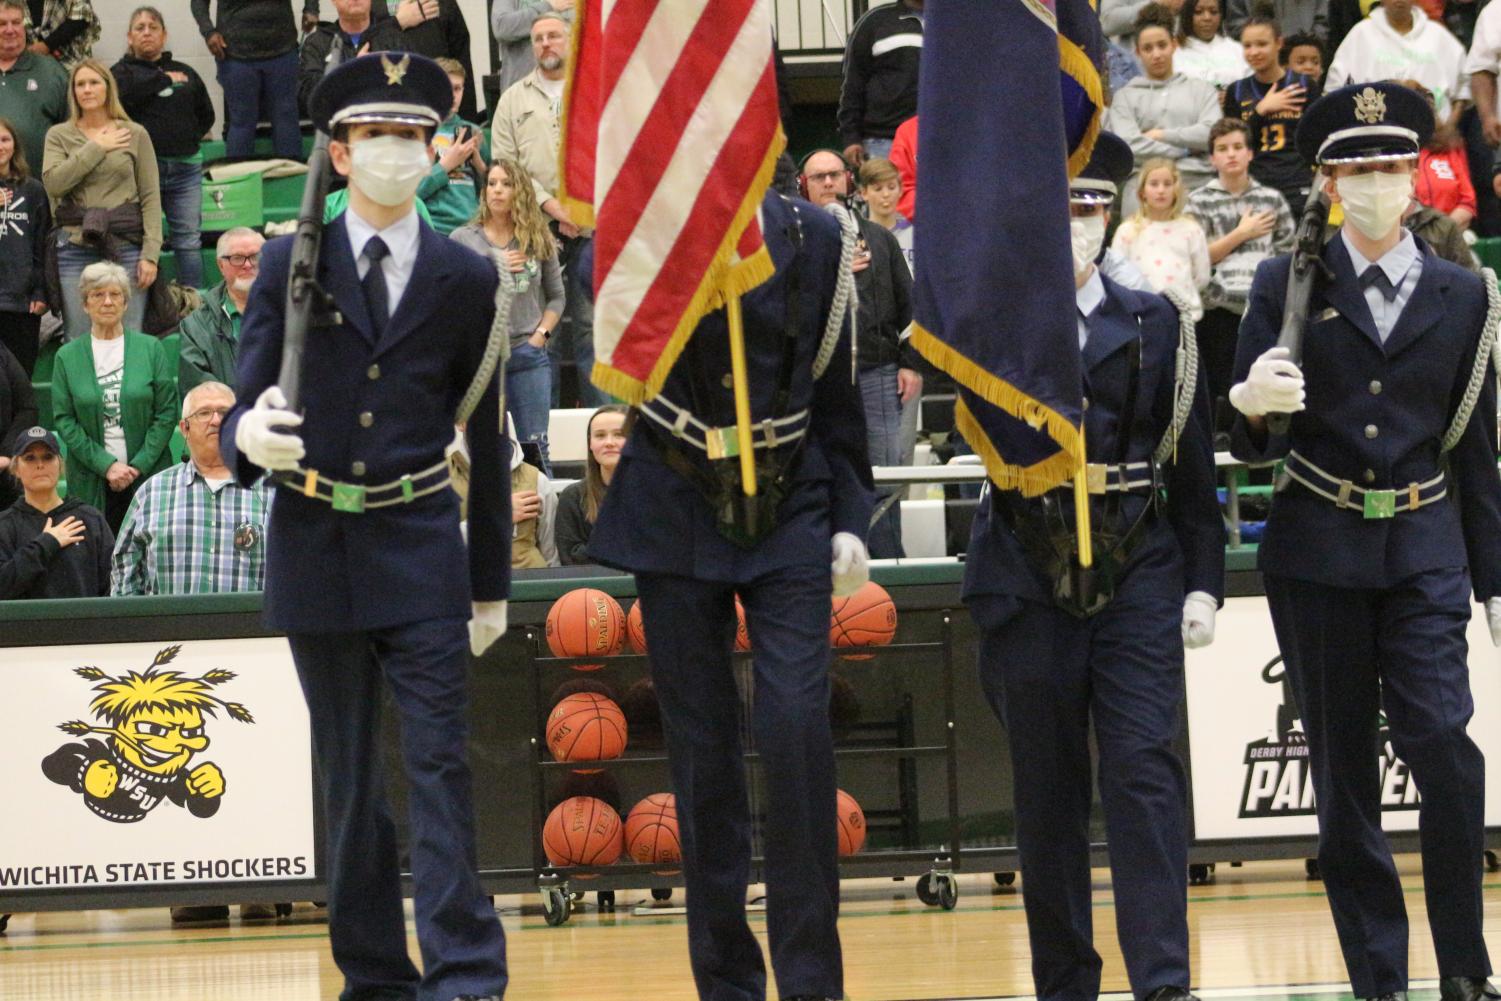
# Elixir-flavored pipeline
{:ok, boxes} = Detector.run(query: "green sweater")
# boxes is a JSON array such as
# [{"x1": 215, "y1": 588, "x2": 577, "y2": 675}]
[
  {"x1": 0, "y1": 52, "x2": 70, "y2": 177},
  {"x1": 51, "y1": 331, "x2": 178, "y2": 511}
]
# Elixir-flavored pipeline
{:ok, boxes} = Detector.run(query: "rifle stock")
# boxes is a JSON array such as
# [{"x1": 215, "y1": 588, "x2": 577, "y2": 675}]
[
  {"x1": 1267, "y1": 189, "x2": 1330, "y2": 436},
  {"x1": 277, "y1": 33, "x2": 348, "y2": 413}
]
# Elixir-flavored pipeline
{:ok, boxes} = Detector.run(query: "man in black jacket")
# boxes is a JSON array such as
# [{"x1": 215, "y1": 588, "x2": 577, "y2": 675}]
[
  {"x1": 190, "y1": 0, "x2": 320, "y2": 158},
  {"x1": 298, "y1": 0, "x2": 402, "y2": 114},
  {"x1": 837, "y1": 0, "x2": 923, "y2": 167},
  {"x1": 112, "y1": 8, "x2": 216, "y2": 288},
  {"x1": 375, "y1": 0, "x2": 478, "y2": 122},
  {"x1": 802, "y1": 149, "x2": 916, "y2": 558}
]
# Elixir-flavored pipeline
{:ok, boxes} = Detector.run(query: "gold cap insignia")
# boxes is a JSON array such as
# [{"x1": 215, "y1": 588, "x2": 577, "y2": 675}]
[
  {"x1": 1354, "y1": 86, "x2": 1386, "y2": 125},
  {"x1": 381, "y1": 53, "x2": 410, "y2": 86}
]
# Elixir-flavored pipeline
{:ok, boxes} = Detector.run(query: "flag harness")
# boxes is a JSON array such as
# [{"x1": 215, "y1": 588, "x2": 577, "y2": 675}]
[
  {"x1": 635, "y1": 199, "x2": 821, "y2": 549},
  {"x1": 993, "y1": 288, "x2": 1199, "y2": 618}
]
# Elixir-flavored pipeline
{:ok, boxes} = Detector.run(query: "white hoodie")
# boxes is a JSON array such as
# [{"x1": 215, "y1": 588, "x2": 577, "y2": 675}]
[
  {"x1": 1174, "y1": 34, "x2": 1250, "y2": 89},
  {"x1": 1327, "y1": 8, "x2": 1470, "y2": 119}
]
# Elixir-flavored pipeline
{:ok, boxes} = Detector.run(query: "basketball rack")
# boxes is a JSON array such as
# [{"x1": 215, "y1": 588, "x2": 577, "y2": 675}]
[{"x1": 515, "y1": 614, "x2": 963, "y2": 927}]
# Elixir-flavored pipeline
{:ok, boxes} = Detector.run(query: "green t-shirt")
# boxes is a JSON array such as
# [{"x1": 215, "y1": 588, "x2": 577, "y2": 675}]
[{"x1": 323, "y1": 188, "x2": 434, "y2": 225}]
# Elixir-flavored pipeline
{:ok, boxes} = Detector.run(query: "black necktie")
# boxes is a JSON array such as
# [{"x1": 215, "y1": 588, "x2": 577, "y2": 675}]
[
  {"x1": 362, "y1": 236, "x2": 390, "y2": 338},
  {"x1": 1359, "y1": 264, "x2": 1399, "y2": 303}
]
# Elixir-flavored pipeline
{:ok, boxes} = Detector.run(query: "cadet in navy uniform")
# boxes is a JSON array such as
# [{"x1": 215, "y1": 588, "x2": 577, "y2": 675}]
[
  {"x1": 219, "y1": 53, "x2": 511, "y2": 1001},
  {"x1": 964, "y1": 132, "x2": 1224, "y2": 1001},
  {"x1": 1230, "y1": 82, "x2": 1501, "y2": 1001},
  {"x1": 584, "y1": 191, "x2": 873, "y2": 1001}
]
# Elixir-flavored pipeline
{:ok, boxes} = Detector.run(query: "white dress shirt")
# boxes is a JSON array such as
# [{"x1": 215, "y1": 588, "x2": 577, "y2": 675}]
[
  {"x1": 344, "y1": 204, "x2": 421, "y2": 320},
  {"x1": 1076, "y1": 266, "x2": 1107, "y2": 350},
  {"x1": 1341, "y1": 229, "x2": 1422, "y2": 344}
]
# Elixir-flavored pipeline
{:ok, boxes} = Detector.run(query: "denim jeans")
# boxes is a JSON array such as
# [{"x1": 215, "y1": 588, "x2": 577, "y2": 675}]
[
  {"x1": 506, "y1": 340, "x2": 552, "y2": 473},
  {"x1": 218, "y1": 52, "x2": 301, "y2": 158},
  {"x1": 550, "y1": 233, "x2": 607, "y2": 408},
  {"x1": 858, "y1": 363, "x2": 905, "y2": 559},
  {"x1": 158, "y1": 158, "x2": 204, "y2": 288},
  {"x1": 56, "y1": 238, "x2": 145, "y2": 340},
  {"x1": 862, "y1": 137, "x2": 895, "y2": 161}
]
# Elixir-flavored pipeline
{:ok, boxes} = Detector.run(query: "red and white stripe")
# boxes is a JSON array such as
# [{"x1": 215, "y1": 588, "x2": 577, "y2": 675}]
[{"x1": 559, "y1": 0, "x2": 784, "y2": 403}]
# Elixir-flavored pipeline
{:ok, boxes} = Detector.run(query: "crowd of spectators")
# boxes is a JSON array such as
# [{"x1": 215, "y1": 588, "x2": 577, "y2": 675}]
[{"x1": 13, "y1": 0, "x2": 1501, "y2": 606}]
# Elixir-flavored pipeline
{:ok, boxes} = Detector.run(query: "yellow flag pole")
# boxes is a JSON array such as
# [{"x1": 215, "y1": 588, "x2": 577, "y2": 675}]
[
  {"x1": 1072, "y1": 424, "x2": 1093, "y2": 567},
  {"x1": 726, "y1": 294, "x2": 758, "y2": 497}
]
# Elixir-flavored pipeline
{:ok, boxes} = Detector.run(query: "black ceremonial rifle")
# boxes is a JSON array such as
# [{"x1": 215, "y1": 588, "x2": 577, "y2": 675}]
[
  {"x1": 277, "y1": 33, "x2": 349, "y2": 412},
  {"x1": 1267, "y1": 189, "x2": 1331, "y2": 436}
]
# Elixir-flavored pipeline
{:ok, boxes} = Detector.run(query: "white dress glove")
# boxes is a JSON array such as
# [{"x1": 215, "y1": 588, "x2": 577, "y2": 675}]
[
  {"x1": 234, "y1": 386, "x2": 305, "y2": 471},
  {"x1": 831, "y1": 532, "x2": 870, "y2": 598},
  {"x1": 469, "y1": 600, "x2": 508, "y2": 656},
  {"x1": 1228, "y1": 346, "x2": 1305, "y2": 418},
  {"x1": 1182, "y1": 591, "x2": 1217, "y2": 649},
  {"x1": 1487, "y1": 597, "x2": 1501, "y2": 648}
]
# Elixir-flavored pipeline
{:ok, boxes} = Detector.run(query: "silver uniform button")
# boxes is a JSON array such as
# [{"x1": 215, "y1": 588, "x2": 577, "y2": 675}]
[
  {"x1": 352, "y1": 461, "x2": 366, "y2": 477},
  {"x1": 721, "y1": 373, "x2": 733, "y2": 389},
  {"x1": 1368, "y1": 380, "x2": 1382, "y2": 395},
  {"x1": 359, "y1": 411, "x2": 374, "y2": 428},
  {"x1": 367, "y1": 364, "x2": 381, "y2": 381},
  {"x1": 1364, "y1": 424, "x2": 1378, "y2": 439},
  {"x1": 1364, "y1": 469, "x2": 1376, "y2": 483}
]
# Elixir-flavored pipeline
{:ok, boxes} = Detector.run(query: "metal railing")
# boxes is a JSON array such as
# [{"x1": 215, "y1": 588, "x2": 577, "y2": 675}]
[{"x1": 774, "y1": 0, "x2": 866, "y2": 56}]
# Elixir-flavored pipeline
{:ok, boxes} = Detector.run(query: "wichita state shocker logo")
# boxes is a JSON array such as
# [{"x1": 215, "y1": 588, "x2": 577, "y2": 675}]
[
  {"x1": 1239, "y1": 656, "x2": 1419, "y2": 818},
  {"x1": 41, "y1": 646, "x2": 255, "y2": 824}
]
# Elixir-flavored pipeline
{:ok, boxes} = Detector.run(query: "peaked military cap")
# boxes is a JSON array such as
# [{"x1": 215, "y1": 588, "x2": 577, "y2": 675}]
[
  {"x1": 1295, "y1": 82, "x2": 1434, "y2": 166},
  {"x1": 1070, "y1": 131, "x2": 1133, "y2": 204},
  {"x1": 308, "y1": 51, "x2": 452, "y2": 135}
]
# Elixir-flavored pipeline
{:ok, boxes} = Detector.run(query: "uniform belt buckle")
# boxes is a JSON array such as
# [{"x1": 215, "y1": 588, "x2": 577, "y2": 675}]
[
  {"x1": 330, "y1": 482, "x2": 367, "y2": 514},
  {"x1": 706, "y1": 427, "x2": 739, "y2": 461},
  {"x1": 1362, "y1": 489, "x2": 1396, "y2": 520},
  {"x1": 1085, "y1": 463, "x2": 1108, "y2": 495}
]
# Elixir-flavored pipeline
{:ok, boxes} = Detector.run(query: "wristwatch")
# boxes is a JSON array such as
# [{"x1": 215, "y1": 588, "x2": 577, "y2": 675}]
[{"x1": 535, "y1": 326, "x2": 552, "y2": 341}]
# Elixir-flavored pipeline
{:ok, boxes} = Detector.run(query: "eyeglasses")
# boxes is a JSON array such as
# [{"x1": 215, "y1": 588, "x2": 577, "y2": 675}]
[
  {"x1": 218, "y1": 253, "x2": 260, "y2": 268},
  {"x1": 85, "y1": 289, "x2": 125, "y2": 302},
  {"x1": 805, "y1": 169, "x2": 846, "y2": 185},
  {"x1": 186, "y1": 406, "x2": 231, "y2": 424}
]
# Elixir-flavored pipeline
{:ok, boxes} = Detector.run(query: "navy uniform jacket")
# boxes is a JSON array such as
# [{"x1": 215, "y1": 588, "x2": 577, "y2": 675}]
[
  {"x1": 1230, "y1": 235, "x2": 1501, "y2": 598},
  {"x1": 220, "y1": 214, "x2": 510, "y2": 633},
  {"x1": 586, "y1": 194, "x2": 875, "y2": 582},
  {"x1": 963, "y1": 276, "x2": 1225, "y2": 604}
]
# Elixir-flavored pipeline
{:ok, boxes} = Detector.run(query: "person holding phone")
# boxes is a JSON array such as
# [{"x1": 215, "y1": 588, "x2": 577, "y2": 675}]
[{"x1": 418, "y1": 55, "x2": 487, "y2": 235}]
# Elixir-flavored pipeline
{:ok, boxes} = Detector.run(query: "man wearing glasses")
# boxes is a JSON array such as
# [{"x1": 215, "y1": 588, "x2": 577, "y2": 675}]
[
  {"x1": 179, "y1": 227, "x2": 266, "y2": 394},
  {"x1": 110, "y1": 380, "x2": 271, "y2": 599}
]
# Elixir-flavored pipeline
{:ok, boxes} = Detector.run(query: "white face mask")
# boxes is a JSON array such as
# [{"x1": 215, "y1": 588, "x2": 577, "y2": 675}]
[
  {"x1": 349, "y1": 135, "x2": 431, "y2": 207},
  {"x1": 1070, "y1": 214, "x2": 1106, "y2": 279},
  {"x1": 1335, "y1": 170, "x2": 1413, "y2": 242}
]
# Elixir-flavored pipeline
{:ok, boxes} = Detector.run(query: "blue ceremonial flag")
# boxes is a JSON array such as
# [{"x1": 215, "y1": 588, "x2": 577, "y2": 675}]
[{"x1": 910, "y1": 0, "x2": 1103, "y2": 496}]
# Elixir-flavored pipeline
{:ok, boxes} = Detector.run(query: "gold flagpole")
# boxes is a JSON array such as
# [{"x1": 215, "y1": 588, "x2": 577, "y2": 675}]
[
  {"x1": 1072, "y1": 424, "x2": 1093, "y2": 567},
  {"x1": 726, "y1": 294, "x2": 758, "y2": 496}
]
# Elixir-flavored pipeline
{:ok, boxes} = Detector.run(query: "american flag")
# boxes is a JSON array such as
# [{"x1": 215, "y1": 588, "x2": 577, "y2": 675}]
[{"x1": 558, "y1": 0, "x2": 785, "y2": 404}]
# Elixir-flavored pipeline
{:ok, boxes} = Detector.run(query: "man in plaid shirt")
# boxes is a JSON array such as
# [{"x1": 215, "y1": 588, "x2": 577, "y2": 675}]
[
  {"x1": 111, "y1": 382, "x2": 270, "y2": 596},
  {"x1": 1186, "y1": 118, "x2": 1297, "y2": 434}
]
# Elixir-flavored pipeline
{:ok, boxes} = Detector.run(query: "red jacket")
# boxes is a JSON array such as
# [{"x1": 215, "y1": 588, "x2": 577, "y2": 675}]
[
  {"x1": 890, "y1": 116, "x2": 919, "y2": 223},
  {"x1": 1416, "y1": 147, "x2": 1476, "y2": 218}
]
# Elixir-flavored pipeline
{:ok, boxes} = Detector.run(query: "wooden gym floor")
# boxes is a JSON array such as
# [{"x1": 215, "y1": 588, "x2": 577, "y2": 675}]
[{"x1": 3, "y1": 855, "x2": 1499, "y2": 1001}]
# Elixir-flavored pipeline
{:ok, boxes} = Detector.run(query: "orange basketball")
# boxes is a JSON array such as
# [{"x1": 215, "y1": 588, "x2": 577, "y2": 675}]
[
  {"x1": 624, "y1": 792, "x2": 681, "y2": 873},
  {"x1": 546, "y1": 692, "x2": 628, "y2": 766},
  {"x1": 830, "y1": 581, "x2": 897, "y2": 660},
  {"x1": 627, "y1": 600, "x2": 648, "y2": 655},
  {"x1": 543, "y1": 796, "x2": 624, "y2": 868},
  {"x1": 733, "y1": 595, "x2": 751, "y2": 652},
  {"x1": 546, "y1": 588, "x2": 625, "y2": 668},
  {"x1": 835, "y1": 788, "x2": 866, "y2": 856}
]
